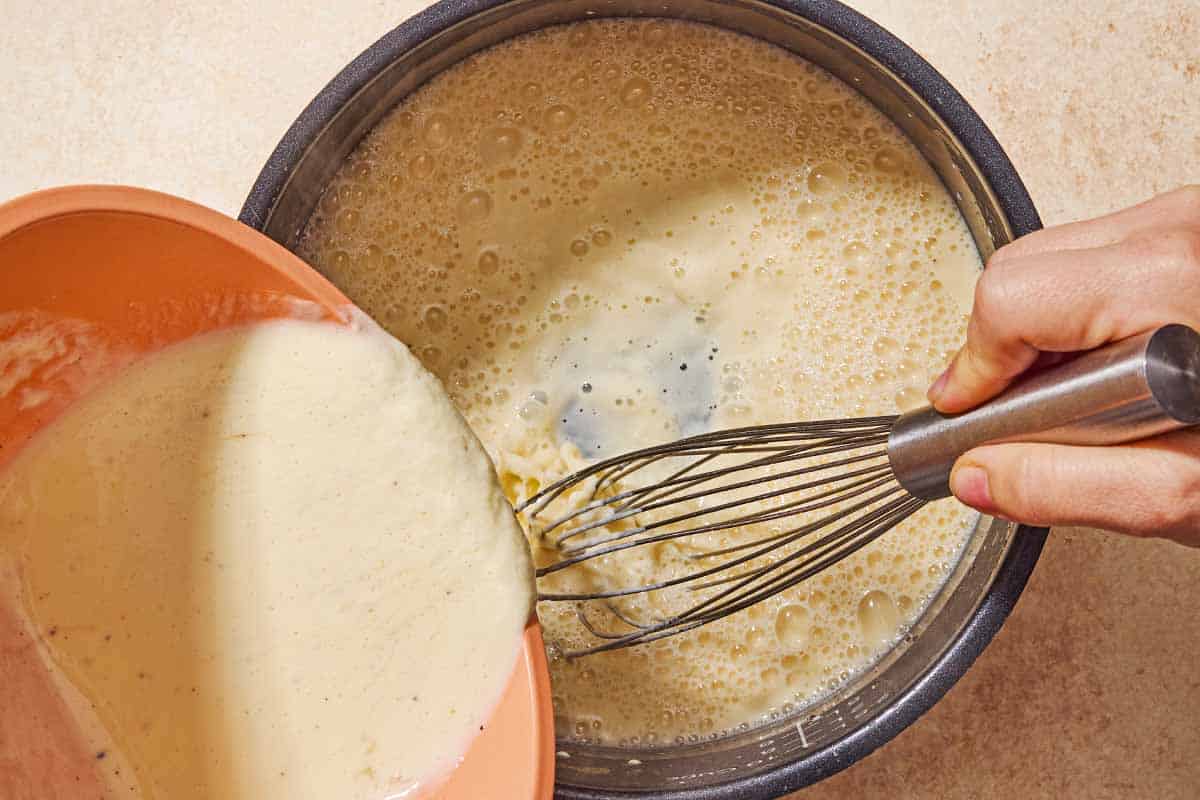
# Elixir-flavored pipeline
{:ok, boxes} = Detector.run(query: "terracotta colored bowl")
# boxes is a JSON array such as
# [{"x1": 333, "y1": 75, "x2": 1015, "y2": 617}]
[{"x1": 0, "y1": 185, "x2": 554, "y2": 800}]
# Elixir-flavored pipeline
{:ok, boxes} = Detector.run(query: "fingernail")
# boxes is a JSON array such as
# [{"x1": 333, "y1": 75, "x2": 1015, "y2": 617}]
[
  {"x1": 927, "y1": 367, "x2": 950, "y2": 404},
  {"x1": 950, "y1": 465, "x2": 993, "y2": 511}
]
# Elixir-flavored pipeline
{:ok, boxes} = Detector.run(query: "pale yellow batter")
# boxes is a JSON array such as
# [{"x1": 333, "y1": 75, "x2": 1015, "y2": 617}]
[
  {"x1": 0, "y1": 317, "x2": 534, "y2": 797},
  {"x1": 299, "y1": 19, "x2": 981, "y2": 746}
]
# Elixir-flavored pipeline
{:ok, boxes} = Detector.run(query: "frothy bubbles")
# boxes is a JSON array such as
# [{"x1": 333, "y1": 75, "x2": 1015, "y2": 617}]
[
  {"x1": 477, "y1": 249, "x2": 500, "y2": 274},
  {"x1": 545, "y1": 104, "x2": 577, "y2": 130},
  {"x1": 774, "y1": 604, "x2": 810, "y2": 648},
  {"x1": 409, "y1": 153, "x2": 435, "y2": 180},
  {"x1": 457, "y1": 190, "x2": 493, "y2": 223},
  {"x1": 296, "y1": 16, "x2": 982, "y2": 751},
  {"x1": 620, "y1": 77, "x2": 653, "y2": 107},
  {"x1": 481, "y1": 126, "x2": 524, "y2": 164},
  {"x1": 423, "y1": 305, "x2": 448, "y2": 332},
  {"x1": 424, "y1": 112, "x2": 454, "y2": 148},
  {"x1": 857, "y1": 590, "x2": 900, "y2": 648},
  {"x1": 806, "y1": 162, "x2": 847, "y2": 196}
]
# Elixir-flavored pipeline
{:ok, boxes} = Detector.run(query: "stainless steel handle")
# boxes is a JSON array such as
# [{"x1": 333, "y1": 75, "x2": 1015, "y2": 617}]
[{"x1": 887, "y1": 324, "x2": 1200, "y2": 500}]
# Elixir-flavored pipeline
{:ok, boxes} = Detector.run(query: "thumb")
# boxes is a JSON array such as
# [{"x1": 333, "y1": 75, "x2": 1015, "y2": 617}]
[{"x1": 947, "y1": 438, "x2": 1200, "y2": 544}]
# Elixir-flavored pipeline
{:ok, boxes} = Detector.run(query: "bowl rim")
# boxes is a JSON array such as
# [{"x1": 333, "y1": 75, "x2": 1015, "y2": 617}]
[{"x1": 238, "y1": 1, "x2": 1048, "y2": 797}]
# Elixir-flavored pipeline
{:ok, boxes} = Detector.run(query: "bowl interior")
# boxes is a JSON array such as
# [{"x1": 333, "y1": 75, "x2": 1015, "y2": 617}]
[
  {"x1": 0, "y1": 186, "x2": 556, "y2": 800},
  {"x1": 240, "y1": 1, "x2": 1045, "y2": 797}
]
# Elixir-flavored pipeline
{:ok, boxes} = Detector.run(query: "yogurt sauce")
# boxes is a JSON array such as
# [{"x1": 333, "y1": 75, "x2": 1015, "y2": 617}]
[{"x1": 0, "y1": 317, "x2": 534, "y2": 798}]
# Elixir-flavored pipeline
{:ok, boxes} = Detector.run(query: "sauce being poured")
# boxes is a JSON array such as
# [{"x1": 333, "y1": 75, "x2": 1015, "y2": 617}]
[{"x1": 0, "y1": 317, "x2": 534, "y2": 797}]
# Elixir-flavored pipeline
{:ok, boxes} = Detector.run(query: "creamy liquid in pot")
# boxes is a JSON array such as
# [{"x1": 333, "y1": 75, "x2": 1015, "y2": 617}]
[
  {"x1": 299, "y1": 19, "x2": 981, "y2": 746},
  {"x1": 0, "y1": 318, "x2": 533, "y2": 797}
]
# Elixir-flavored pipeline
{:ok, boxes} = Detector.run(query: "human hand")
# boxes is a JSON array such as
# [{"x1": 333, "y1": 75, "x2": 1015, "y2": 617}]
[{"x1": 927, "y1": 186, "x2": 1200, "y2": 546}]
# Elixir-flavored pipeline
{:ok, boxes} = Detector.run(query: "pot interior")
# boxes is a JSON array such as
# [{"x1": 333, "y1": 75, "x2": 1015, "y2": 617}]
[{"x1": 245, "y1": 0, "x2": 1036, "y2": 796}]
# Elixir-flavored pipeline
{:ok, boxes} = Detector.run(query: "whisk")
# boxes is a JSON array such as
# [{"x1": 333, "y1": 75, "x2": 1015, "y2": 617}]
[{"x1": 518, "y1": 324, "x2": 1200, "y2": 656}]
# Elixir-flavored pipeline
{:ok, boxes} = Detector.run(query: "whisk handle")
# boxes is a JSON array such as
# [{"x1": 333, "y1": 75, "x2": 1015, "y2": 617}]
[{"x1": 888, "y1": 324, "x2": 1200, "y2": 500}]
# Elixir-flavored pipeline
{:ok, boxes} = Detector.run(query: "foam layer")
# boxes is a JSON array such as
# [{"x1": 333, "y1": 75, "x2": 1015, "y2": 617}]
[{"x1": 299, "y1": 18, "x2": 981, "y2": 747}]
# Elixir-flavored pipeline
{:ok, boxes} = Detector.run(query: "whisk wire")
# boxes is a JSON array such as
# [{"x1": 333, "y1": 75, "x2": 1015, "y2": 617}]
[
  {"x1": 539, "y1": 436, "x2": 891, "y2": 545},
  {"x1": 546, "y1": 452, "x2": 891, "y2": 556},
  {"x1": 557, "y1": 492, "x2": 925, "y2": 656},
  {"x1": 521, "y1": 415, "x2": 928, "y2": 657},
  {"x1": 517, "y1": 417, "x2": 896, "y2": 516}
]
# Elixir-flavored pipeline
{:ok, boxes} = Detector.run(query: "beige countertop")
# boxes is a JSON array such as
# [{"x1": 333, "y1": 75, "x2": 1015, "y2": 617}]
[{"x1": 3, "y1": 1, "x2": 1198, "y2": 797}]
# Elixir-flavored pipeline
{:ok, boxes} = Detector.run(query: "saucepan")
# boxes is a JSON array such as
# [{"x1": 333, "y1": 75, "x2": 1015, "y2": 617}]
[{"x1": 240, "y1": 0, "x2": 1046, "y2": 796}]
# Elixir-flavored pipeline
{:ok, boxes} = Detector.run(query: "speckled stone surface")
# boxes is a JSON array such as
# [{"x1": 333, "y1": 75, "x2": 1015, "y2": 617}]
[
  {"x1": 3, "y1": 1, "x2": 1198, "y2": 797},
  {"x1": 800, "y1": 4, "x2": 1200, "y2": 798}
]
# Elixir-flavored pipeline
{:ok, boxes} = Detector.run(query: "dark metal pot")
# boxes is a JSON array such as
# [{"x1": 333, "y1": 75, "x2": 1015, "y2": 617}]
[{"x1": 240, "y1": 1, "x2": 1047, "y2": 797}]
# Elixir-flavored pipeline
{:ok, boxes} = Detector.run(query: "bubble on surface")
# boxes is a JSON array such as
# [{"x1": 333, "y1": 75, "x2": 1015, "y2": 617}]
[
  {"x1": 806, "y1": 162, "x2": 847, "y2": 196},
  {"x1": 457, "y1": 190, "x2": 493, "y2": 222},
  {"x1": 774, "y1": 604, "x2": 810, "y2": 648},
  {"x1": 481, "y1": 126, "x2": 524, "y2": 164},
  {"x1": 477, "y1": 250, "x2": 500, "y2": 274},
  {"x1": 423, "y1": 305, "x2": 448, "y2": 332},
  {"x1": 424, "y1": 112, "x2": 454, "y2": 148},
  {"x1": 545, "y1": 105, "x2": 577, "y2": 130},
  {"x1": 409, "y1": 153, "x2": 436, "y2": 180},
  {"x1": 857, "y1": 590, "x2": 901, "y2": 648},
  {"x1": 620, "y1": 77, "x2": 653, "y2": 107}
]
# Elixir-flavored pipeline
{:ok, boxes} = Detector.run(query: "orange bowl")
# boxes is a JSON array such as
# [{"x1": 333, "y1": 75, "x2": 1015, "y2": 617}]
[{"x1": 0, "y1": 185, "x2": 554, "y2": 800}]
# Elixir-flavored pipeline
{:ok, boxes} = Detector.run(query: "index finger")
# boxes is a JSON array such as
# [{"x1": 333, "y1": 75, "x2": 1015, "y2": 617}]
[{"x1": 928, "y1": 226, "x2": 1200, "y2": 413}]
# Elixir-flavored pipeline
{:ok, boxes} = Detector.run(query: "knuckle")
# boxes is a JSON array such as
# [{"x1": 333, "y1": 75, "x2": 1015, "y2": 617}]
[
  {"x1": 967, "y1": 269, "x2": 1034, "y2": 370},
  {"x1": 1133, "y1": 227, "x2": 1200, "y2": 274},
  {"x1": 971, "y1": 267, "x2": 1014, "y2": 329},
  {"x1": 1021, "y1": 451, "x2": 1065, "y2": 523},
  {"x1": 1165, "y1": 184, "x2": 1200, "y2": 221},
  {"x1": 994, "y1": 448, "x2": 1054, "y2": 524},
  {"x1": 1145, "y1": 464, "x2": 1200, "y2": 534},
  {"x1": 1166, "y1": 228, "x2": 1200, "y2": 272}
]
